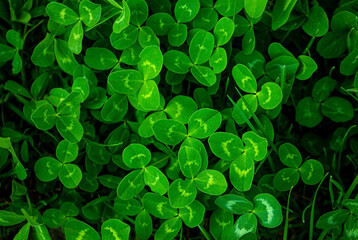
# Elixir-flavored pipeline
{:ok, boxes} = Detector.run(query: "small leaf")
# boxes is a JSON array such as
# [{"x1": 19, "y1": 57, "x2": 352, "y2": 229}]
[
  {"x1": 34, "y1": 157, "x2": 62, "y2": 182},
  {"x1": 174, "y1": 0, "x2": 200, "y2": 23},
  {"x1": 6, "y1": 29, "x2": 23, "y2": 50},
  {"x1": 30, "y1": 103, "x2": 57, "y2": 131},
  {"x1": 138, "y1": 45, "x2": 163, "y2": 80},
  {"x1": 168, "y1": 178, "x2": 197, "y2": 208},
  {"x1": 179, "y1": 200, "x2": 205, "y2": 228},
  {"x1": 56, "y1": 140, "x2": 79, "y2": 163},
  {"x1": 142, "y1": 193, "x2": 177, "y2": 219},
  {"x1": 110, "y1": 25, "x2": 138, "y2": 50},
  {"x1": 127, "y1": 0, "x2": 148, "y2": 26},
  {"x1": 79, "y1": 0, "x2": 101, "y2": 27},
  {"x1": 54, "y1": 39, "x2": 79, "y2": 76},
  {"x1": 178, "y1": 146, "x2": 202, "y2": 178},
  {"x1": 46, "y1": 2, "x2": 79, "y2": 26},
  {"x1": 278, "y1": 143, "x2": 302, "y2": 168},
  {"x1": 209, "y1": 47, "x2": 227, "y2": 73},
  {"x1": 271, "y1": 0, "x2": 298, "y2": 30},
  {"x1": 189, "y1": 30, "x2": 215, "y2": 65},
  {"x1": 138, "y1": 111, "x2": 167, "y2": 138},
  {"x1": 59, "y1": 164, "x2": 82, "y2": 189},
  {"x1": 117, "y1": 169, "x2": 145, "y2": 200},
  {"x1": 190, "y1": 65, "x2": 217, "y2": 87},
  {"x1": 163, "y1": 50, "x2": 192, "y2": 74},
  {"x1": 210, "y1": 209, "x2": 234, "y2": 240},
  {"x1": 64, "y1": 218, "x2": 100, "y2": 240},
  {"x1": 31, "y1": 34, "x2": 55, "y2": 67},
  {"x1": 72, "y1": 77, "x2": 90, "y2": 102},
  {"x1": 296, "y1": 97, "x2": 323, "y2": 128},
  {"x1": 0, "y1": 210, "x2": 26, "y2": 226},
  {"x1": 123, "y1": 143, "x2": 151, "y2": 169},
  {"x1": 84, "y1": 47, "x2": 118, "y2": 70},
  {"x1": 144, "y1": 166, "x2": 169, "y2": 195},
  {"x1": 68, "y1": 21, "x2": 83, "y2": 54},
  {"x1": 56, "y1": 116, "x2": 83, "y2": 144},
  {"x1": 316, "y1": 209, "x2": 350, "y2": 230},
  {"x1": 108, "y1": 69, "x2": 144, "y2": 95},
  {"x1": 188, "y1": 108, "x2": 222, "y2": 139},
  {"x1": 13, "y1": 223, "x2": 30, "y2": 240},
  {"x1": 229, "y1": 213, "x2": 257, "y2": 239},
  {"x1": 215, "y1": 194, "x2": 254, "y2": 214},
  {"x1": 253, "y1": 193, "x2": 283, "y2": 228},
  {"x1": 296, "y1": 55, "x2": 318, "y2": 80},
  {"x1": 233, "y1": 64, "x2": 257, "y2": 93},
  {"x1": 101, "y1": 219, "x2": 130, "y2": 240},
  {"x1": 194, "y1": 169, "x2": 227, "y2": 195},
  {"x1": 321, "y1": 97, "x2": 354, "y2": 122},
  {"x1": 113, "y1": 0, "x2": 130, "y2": 33},
  {"x1": 299, "y1": 159, "x2": 324, "y2": 185},
  {"x1": 230, "y1": 154, "x2": 255, "y2": 191},
  {"x1": 138, "y1": 80, "x2": 160, "y2": 111},
  {"x1": 135, "y1": 210, "x2": 152, "y2": 240},
  {"x1": 257, "y1": 82, "x2": 283, "y2": 110},
  {"x1": 302, "y1": 3, "x2": 329, "y2": 37},
  {"x1": 244, "y1": 0, "x2": 268, "y2": 18},
  {"x1": 208, "y1": 132, "x2": 244, "y2": 161},
  {"x1": 273, "y1": 168, "x2": 300, "y2": 191},
  {"x1": 152, "y1": 119, "x2": 187, "y2": 145},
  {"x1": 154, "y1": 217, "x2": 182, "y2": 240},
  {"x1": 242, "y1": 131, "x2": 268, "y2": 161},
  {"x1": 146, "y1": 13, "x2": 176, "y2": 36},
  {"x1": 168, "y1": 23, "x2": 188, "y2": 47},
  {"x1": 0, "y1": 44, "x2": 16, "y2": 62},
  {"x1": 214, "y1": 17, "x2": 235, "y2": 46},
  {"x1": 214, "y1": 0, "x2": 244, "y2": 17},
  {"x1": 101, "y1": 93, "x2": 128, "y2": 123}
]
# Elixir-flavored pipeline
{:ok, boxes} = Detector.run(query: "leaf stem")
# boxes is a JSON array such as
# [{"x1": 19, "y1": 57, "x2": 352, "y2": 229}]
[
  {"x1": 343, "y1": 174, "x2": 358, "y2": 201},
  {"x1": 198, "y1": 224, "x2": 212, "y2": 240},
  {"x1": 283, "y1": 186, "x2": 293, "y2": 240}
]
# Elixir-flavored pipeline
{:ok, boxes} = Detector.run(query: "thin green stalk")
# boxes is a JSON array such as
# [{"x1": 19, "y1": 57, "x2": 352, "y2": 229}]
[
  {"x1": 198, "y1": 224, "x2": 212, "y2": 240},
  {"x1": 302, "y1": 36, "x2": 315, "y2": 55},
  {"x1": 343, "y1": 174, "x2": 358, "y2": 201},
  {"x1": 309, "y1": 172, "x2": 329, "y2": 240},
  {"x1": 283, "y1": 187, "x2": 293, "y2": 240},
  {"x1": 317, "y1": 229, "x2": 329, "y2": 240}
]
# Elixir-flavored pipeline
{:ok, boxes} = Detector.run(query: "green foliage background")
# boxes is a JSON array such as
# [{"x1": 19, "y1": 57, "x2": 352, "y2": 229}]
[{"x1": 0, "y1": 0, "x2": 357, "y2": 239}]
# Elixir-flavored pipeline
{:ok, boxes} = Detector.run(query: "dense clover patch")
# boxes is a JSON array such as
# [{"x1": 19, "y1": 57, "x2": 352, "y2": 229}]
[{"x1": 0, "y1": 0, "x2": 357, "y2": 239}]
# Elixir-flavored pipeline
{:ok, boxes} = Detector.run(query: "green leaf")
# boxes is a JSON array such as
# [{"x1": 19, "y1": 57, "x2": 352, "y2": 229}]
[
  {"x1": 229, "y1": 213, "x2": 257, "y2": 239},
  {"x1": 312, "y1": 76, "x2": 337, "y2": 103},
  {"x1": 273, "y1": 168, "x2": 300, "y2": 191},
  {"x1": 178, "y1": 146, "x2": 202, "y2": 178},
  {"x1": 110, "y1": 25, "x2": 138, "y2": 50},
  {"x1": 278, "y1": 143, "x2": 302, "y2": 168},
  {"x1": 321, "y1": 97, "x2": 354, "y2": 122},
  {"x1": 165, "y1": 96, "x2": 198, "y2": 124},
  {"x1": 253, "y1": 193, "x2": 283, "y2": 228},
  {"x1": 57, "y1": 92, "x2": 82, "y2": 116},
  {"x1": 142, "y1": 193, "x2": 177, "y2": 219},
  {"x1": 43, "y1": 209, "x2": 66, "y2": 228},
  {"x1": 331, "y1": 11, "x2": 357, "y2": 33},
  {"x1": 193, "y1": 8, "x2": 218, "y2": 31},
  {"x1": 13, "y1": 223, "x2": 30, "y2": 240},
  {"x1": 168, "y1": 23, "x2": 188, "y2": 47},
  {"x1": 138, "y1": 26, "x2": 160, "y2": 48},
  {"x1": 181, "y1": 137, "x2": 209, "y2": 172},
  {"x1": 214, "y1": 0, "x2": 244, "y2": 17},
  {"x1": 49, "y1": 88, "x2": 69, "y2": 107},
  {"x1": 163, "y1": 50, "x2": 192, "y2": 74},
  {"x1": 84, "y1": 47, "x2": 118, "y2": 70},
  {"x1": 154, "y1": 217, "x2": 182, "y2": 240},
  {"x1": 34, "y1": 157, "x2": 62, "y2": 182},
  {"x1": 168, "y1": 178, "x2": 197, "y2": 208},
  {"x1": 138, "y1": 111, "x2": 167, "y2": 138},
  {"x1": 296, "y1": 55, "x2": 318, "y2": 80},
  {"x1": 295, "y1": 97, "x2": 323, "y2": 128},
  {"x1": 123, "y1": 143, "x2": 151, "y2": 169},
  {"x1": 68, "y1": 21, "x2": 83, "y2": 54},
  {"x1": 230, "y1": 154, "x2": 255, "y2": 191},
  {"x1": 243, "y1": 131, "x2": 268, "y2": 161},
  {"x1": 174, "y1": 0, "x2": 200, "y2": 23},
  {"x1": 152, "y1": 119, "x2": 187, "y2": 145},
  {"x1": 72, "y1": 77, "x2": 90, "y2": 102},
  {"x1": 188, "y1": 108, "x2": 222, "y2": 139},
  {"x1": 344, "y1": 214, "x2": 358, "y2": 239},
  {"x1": 210, "y1": 209, "x2": 234, "y2": 240},
  {"x1": 108, "y1": 69, "x2": 143, "y2": 95},
  {"x1": 179, "y1": 200, "x2": 205, "y2": 228},
  {"x1": 11, "y1": 51, "x2": 22, "y2": 74},
  {"x1": 271, "y1": 0, "x2": 298, "y2": 30},
  {"x1": 0, "y1": 210, "x2": 26, "y2": 226},
  {"x1": 194, "y1": 169, "x2": 227, "y2": 195},
  {"x1": 6, "y1": 29, "x2": 23, "y2": 50},
  {"x1": 233, "y1": 64, "x2": 257, "y2": 93},
  {"x1": 144, "y1": 166, "x2": 169, "y2": 195},
  {"x1": 340, "y1": 49, "x2": 358, "y2": 76},
  {"x1": 189, "y1": 30, "x2": 215, "y2": 64},
  {"x1": 232, "y1": 94, "x2": 258, "y2": 125},
  {"x1": 59, "y1": 164, "x2": 82, "y2": 189},
  {"x1": 316, "y1": 209, "x2": 350, "y2": 230},
  {"x1": 209, "y1": 47, "x2": 227, "y2": 73},
  {"x1": 135, "y1": 210, "x2": 152, "y2": 240},
  {"x1": 244, "y1": 0, "x2": 268, "y2": 18},
  {"x1": 214, "y1": 17, "x2": 235, "y2": 46},
  {"x1": 32, "y1": 224, "x2": 51, "y2": 240},
  {"x1": 101, "y1": 219, "x2": 130, "y2": 240},
  {"x1": 342, "y1": 199, "x2": 358, "y2": 216},
  {"x1": 101, "y1": 93, "x2": 128, "y2": 123},
  {"x1": 0, "y1": 44, "x2": 16, "y2": 62},
  {"x1": 79, "y1": 0, "x2": 101, "y2": 27},
  {"x1": 128, "y1": 0, "x2": 148, "y2": 26},
  {"x1": 242, "y1": 27, "x2": 255, "y2": 55},
  {"x1": 46, "y1": 2, "x2": 79, "y2": 26},
  {"x1": 30, "y1": 103, "x2": 56, "y2": 130},
  {"x1": 299, "y1": 159, "x2": 324, "y2": 185},
  {"x1": 56, "y1": 116, "x2": 83, "y2": 144},
  {"x1": 190, "y1": 65, "x2": 217, "y2": 87},
  {"x1": 138, "y1": 80, "x2": 161, "y2": 111},
  {"x1": 208, "y1": 132, "x2": 244, "y2": 161},
  {"x1": 56, "y1": 140, "x2": 78, "y2": 163},
  {"x1": 317, "y1": 32, "x2": 347, "y2": 59},
  {"x1": 64, "y1": 218, "x2": 100, "y2": 240},
  {"x1": 31, "y1": 33, "x2": 55, "y2": 67},
  {"x1": 146, "y1": 13, "x2": 176, "y2": 36},
  {"x1": 138, "y1": 45, "x2": 163, "y2": 80},
  {"x1": 257, "y1": 82, "x2": 283, "y2": 110},
  {"x1": 117, "y1": 169, "x2": 145, "y2": 200},
  {"x1": 113, "y1": 0, "x2": 130, "y2": 33},
  {"x1": 302, "y1": 3, "x2": 329, "y2": 37},
  {"x1": 54, "y1": 39, "x2": 79, "y2": 76},
  {"x1": 215, "y1": 194, "x2": 254, "y2": 214}
]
